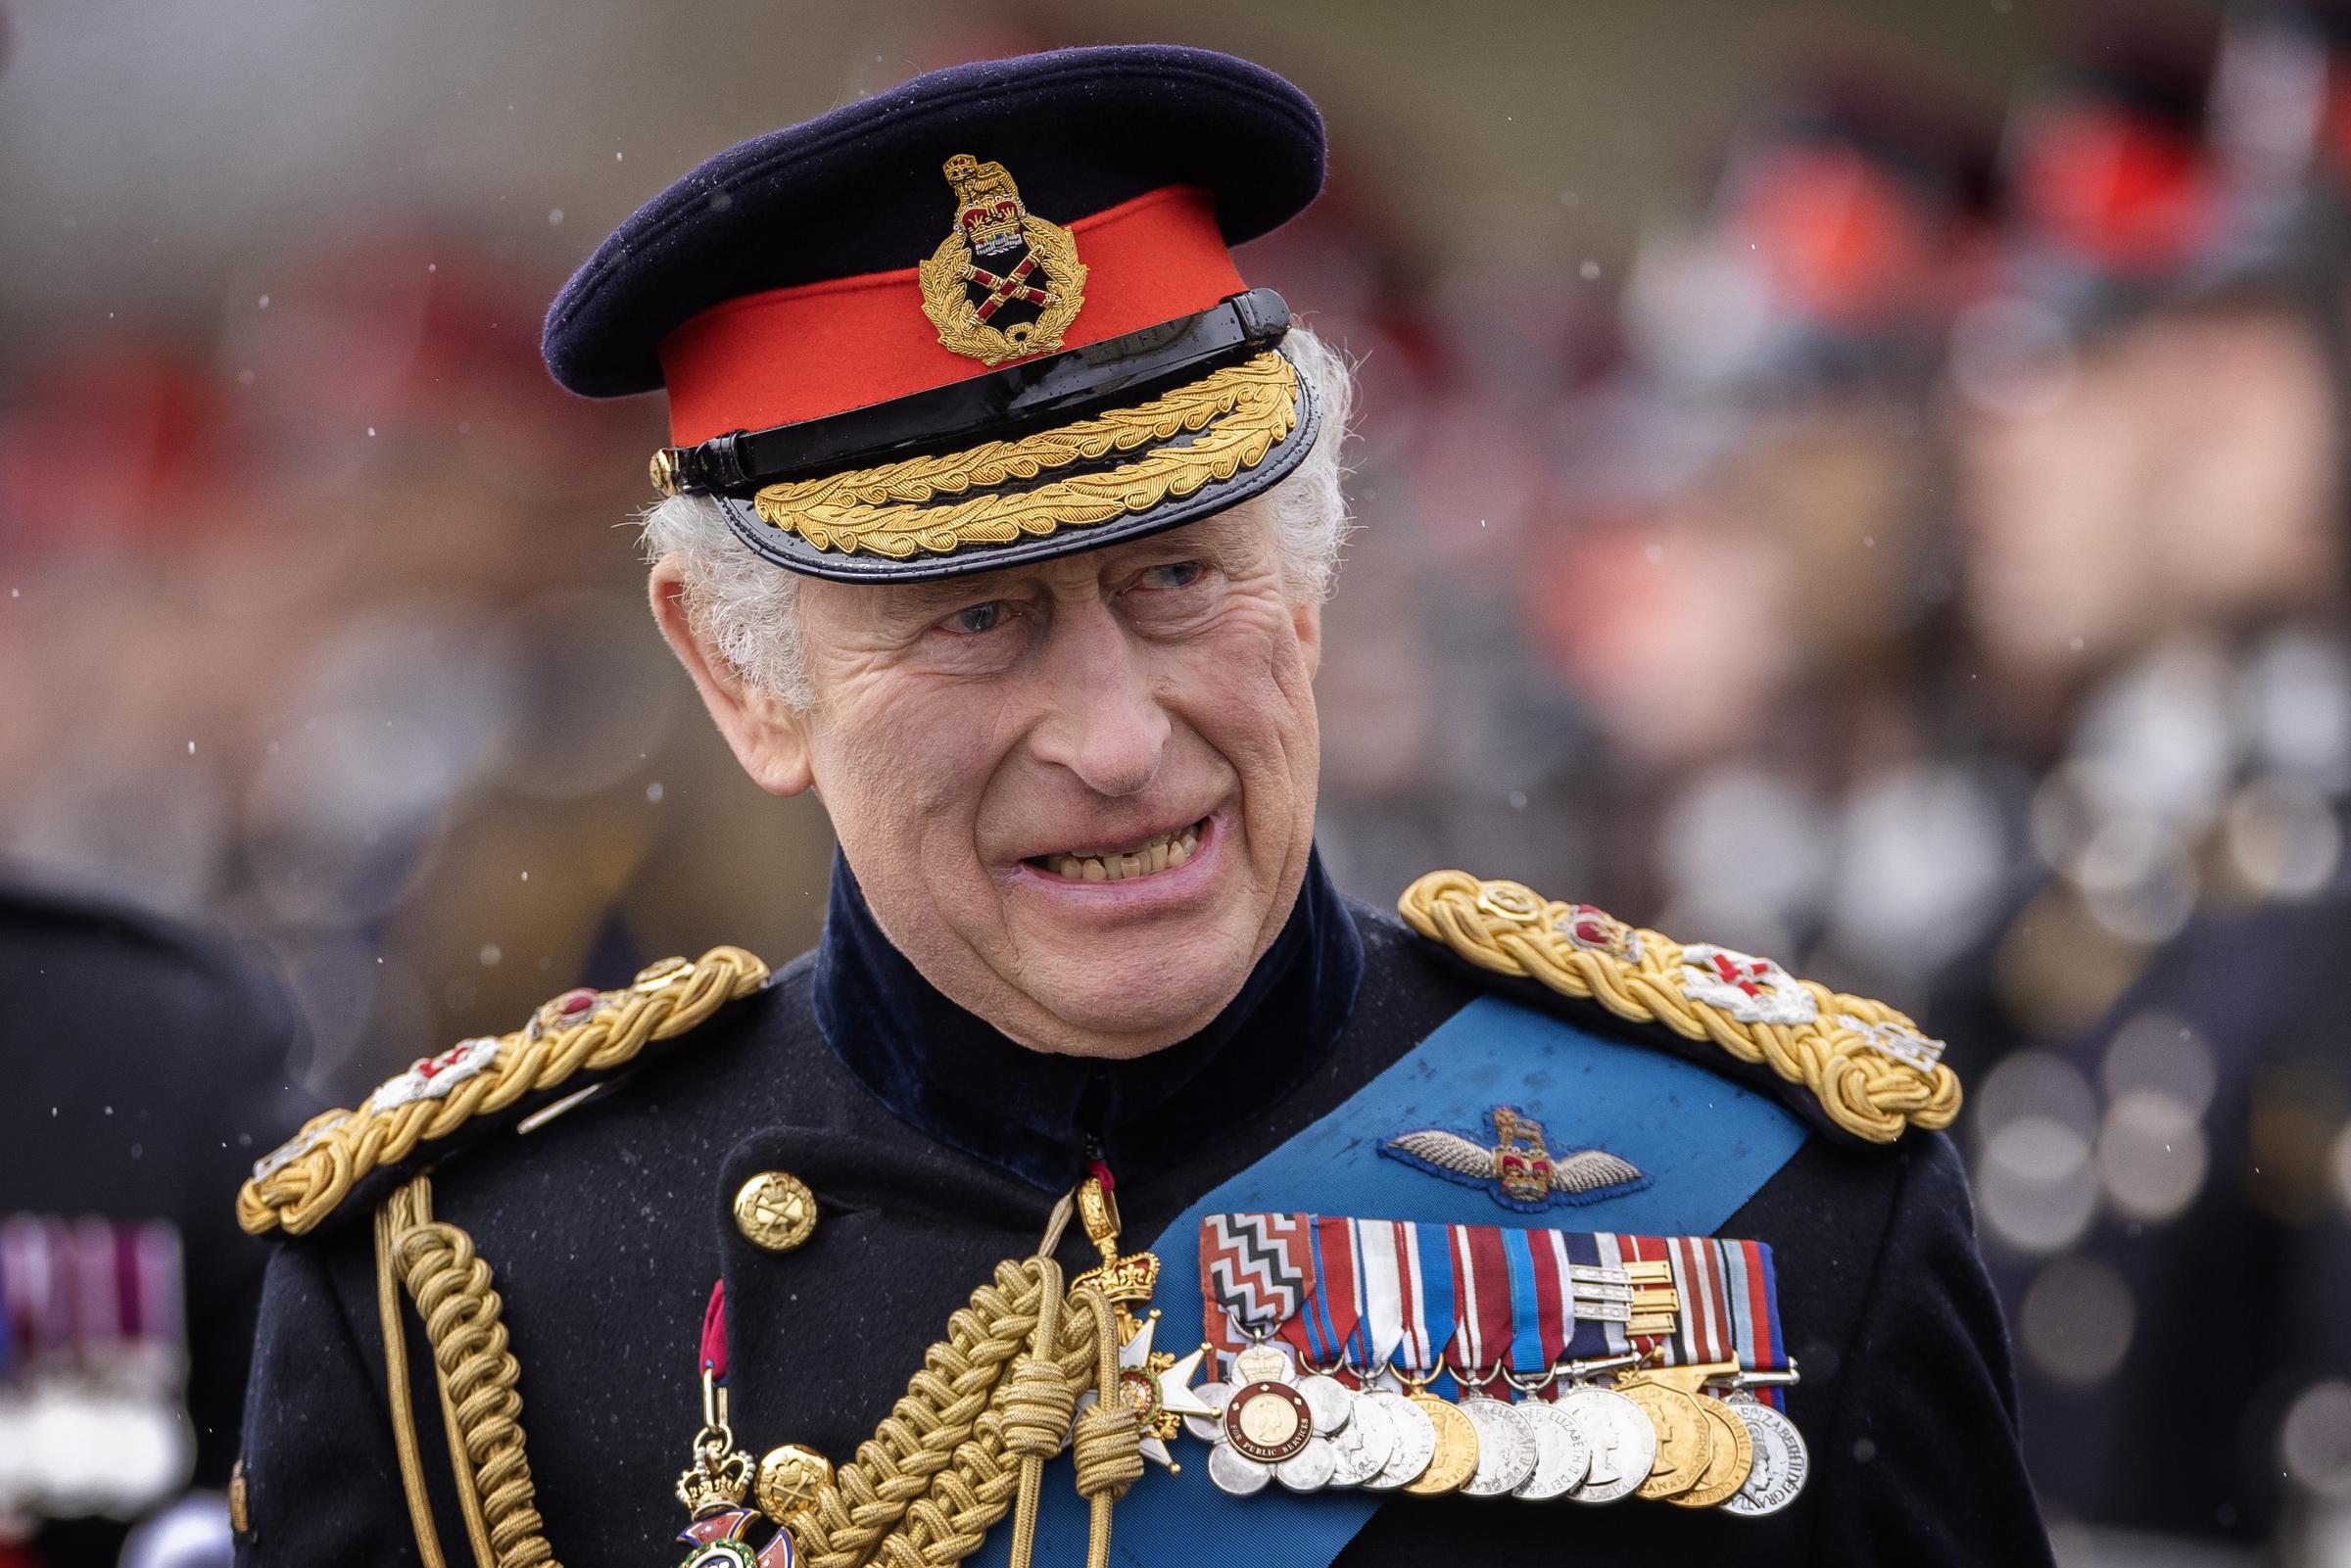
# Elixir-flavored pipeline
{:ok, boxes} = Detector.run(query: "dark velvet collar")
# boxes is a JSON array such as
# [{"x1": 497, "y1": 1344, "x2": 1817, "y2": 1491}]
[{"x1": 808, "y1": 846, "x2": 1365, "y2": 1191}]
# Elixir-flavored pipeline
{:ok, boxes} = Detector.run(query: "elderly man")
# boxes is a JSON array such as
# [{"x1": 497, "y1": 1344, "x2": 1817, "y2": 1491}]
[{"x1": 232, "y1": 45, "x2": 2046, "y2": 1568}]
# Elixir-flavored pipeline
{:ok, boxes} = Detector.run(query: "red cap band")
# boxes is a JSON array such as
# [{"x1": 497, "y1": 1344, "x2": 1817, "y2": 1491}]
[{"x1": 657, "y1": 186, "x2": 1246, "y2": 446}]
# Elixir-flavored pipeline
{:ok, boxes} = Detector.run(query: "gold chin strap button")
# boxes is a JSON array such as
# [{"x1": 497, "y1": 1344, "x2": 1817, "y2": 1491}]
[
  {"x1": 755, "y1": 1443, "x2": 834, "y2": 1523},
  {"x1": 734, "y1": 1171, "x2": 817, "y2": 1253}
]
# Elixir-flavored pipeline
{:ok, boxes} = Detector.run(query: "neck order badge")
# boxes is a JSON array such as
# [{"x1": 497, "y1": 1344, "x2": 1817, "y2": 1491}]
[{"x1": 978, "y1": 992, "x2": 1808, "y2": 1567}]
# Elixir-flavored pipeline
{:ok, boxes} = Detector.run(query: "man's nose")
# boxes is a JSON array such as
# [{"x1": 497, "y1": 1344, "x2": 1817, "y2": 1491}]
[{"x1": 1027, "y1": 601, "x2": 1169, "y2": 798}]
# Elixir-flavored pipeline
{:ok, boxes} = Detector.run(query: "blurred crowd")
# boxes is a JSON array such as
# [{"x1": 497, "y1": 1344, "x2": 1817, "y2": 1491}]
[{"x1": 9, "y1": 2, "x2": 2351, "y2": 1564}]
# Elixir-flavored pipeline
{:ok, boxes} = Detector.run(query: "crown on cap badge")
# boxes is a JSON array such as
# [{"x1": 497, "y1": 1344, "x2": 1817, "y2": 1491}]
[{"x1": 917, "y1": 154, "x2": 1088, "y2": 365}]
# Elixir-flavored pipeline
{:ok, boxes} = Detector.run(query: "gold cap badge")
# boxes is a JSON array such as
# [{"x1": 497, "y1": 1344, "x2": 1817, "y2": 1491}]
[{"x1": 917, "y1": 155, "x2": 1087, "y2": 365}]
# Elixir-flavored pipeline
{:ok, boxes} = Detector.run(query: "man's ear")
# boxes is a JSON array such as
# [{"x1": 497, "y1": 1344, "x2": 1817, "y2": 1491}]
[
  {"x1": 648, "y1": 558, "x2": 816, "y2": 798},
  {"x1": 1292, "y1": 594, "x2": 1323, "y2": 681}
]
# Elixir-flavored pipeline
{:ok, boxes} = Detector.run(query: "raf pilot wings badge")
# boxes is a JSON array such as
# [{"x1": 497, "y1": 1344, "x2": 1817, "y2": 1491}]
[{"x1": 1381, "y1": 1105, "x2": 1648, "y2": 1212}]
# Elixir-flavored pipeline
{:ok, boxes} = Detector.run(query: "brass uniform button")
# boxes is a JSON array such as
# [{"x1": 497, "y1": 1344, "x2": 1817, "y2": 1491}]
[
  {"x1": 756, "y1": 1442, "x2": 834, "y2": 1522},
  {"x1": 228, "y1": 1456, "x2": 251, "y2": 1534},
  {"x1": 734, "y1": 1171, "x2": 817, "y2": 1252}
]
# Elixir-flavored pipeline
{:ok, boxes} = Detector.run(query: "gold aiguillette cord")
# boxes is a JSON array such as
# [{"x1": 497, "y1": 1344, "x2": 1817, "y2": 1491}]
[{"x1": 374, "y1": 1174, "x2": 557, "y2": 1568}]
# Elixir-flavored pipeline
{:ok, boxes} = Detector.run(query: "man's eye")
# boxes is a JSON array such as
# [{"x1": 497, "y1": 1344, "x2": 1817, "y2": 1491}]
[
  {"x1": 1139, "y1": 561, "x2": 1205, "y2": 591},
  {"x1": 947, "y1": 601, "x2": 1007, "y2": 635}
]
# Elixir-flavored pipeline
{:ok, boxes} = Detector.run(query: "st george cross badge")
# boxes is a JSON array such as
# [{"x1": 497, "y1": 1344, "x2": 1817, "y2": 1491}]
[{"x1": 917, "y1": 154, "x2": 1088, "y2": 365}]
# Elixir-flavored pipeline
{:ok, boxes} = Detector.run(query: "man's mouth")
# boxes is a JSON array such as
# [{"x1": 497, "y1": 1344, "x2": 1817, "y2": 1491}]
[{"x1": 1025, "y1": 819, "x2": 1205, "y2": 882}]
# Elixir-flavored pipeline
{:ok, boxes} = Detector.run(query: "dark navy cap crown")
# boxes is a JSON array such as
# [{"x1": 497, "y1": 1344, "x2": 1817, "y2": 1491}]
[{"x1": 543, "y1": 44, "x2": 1324, "y2": 401}]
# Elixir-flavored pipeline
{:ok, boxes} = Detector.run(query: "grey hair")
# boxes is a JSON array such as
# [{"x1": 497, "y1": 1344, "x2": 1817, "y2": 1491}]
[{"x1": 641, "y1": 323, "x2": 1357, "y2": 708}]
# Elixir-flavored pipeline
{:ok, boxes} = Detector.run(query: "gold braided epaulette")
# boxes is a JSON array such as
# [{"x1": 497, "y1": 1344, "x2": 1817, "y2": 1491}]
[
  {"x1": 1397, "y1": 872, "x2": 1960, "y2": 1145},
  {"x1": 238, "y1": 946, "x2": 770, "y2": 1238}
]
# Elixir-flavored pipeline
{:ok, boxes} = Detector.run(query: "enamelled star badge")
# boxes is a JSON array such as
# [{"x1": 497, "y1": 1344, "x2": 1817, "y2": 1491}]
[
  {"x1": 1382, "y1": 1107, "x2": 1647, "y2": 1212},
  {"x1": 917, "y1": 155, "x2": 1088, "y2": 364}
]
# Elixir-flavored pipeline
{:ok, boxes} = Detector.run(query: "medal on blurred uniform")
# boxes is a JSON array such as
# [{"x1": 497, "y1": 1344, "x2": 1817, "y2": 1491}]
[
  {"x1": 1612, "y1": 1235, "x2": 1734, "y2": 1502},
  {"x1": 1492, "y1": 1227, "x2": 1591, "y2": 1500},
  {"x1": 668, "y1": 1282, "x2": 821, "y2": 1566},
  {"x1": 1309, "y1": 1220, "x2": 1396, "y2": 1488},
  {"x1": 0, "y1": 1215, "x2": 196, "y2": 1525},
  {"x1": 1349, "y1": 1219, "x2": 1437, "y2": 1491},
  {"x1": 1385, "y1": 1222, "x2": 1475, "y2": 1497},
  {"x1": 1268, "y1": 1216, "x2": 1370, "y2": 1490},
  {"x1": 1700, "y1": 1233, "x2": 1809, "y2": 1517},
  {"x1": 1440, "y1": 1224, "x2": 1538, "y2": 1497},
  {"x1": 1716, "y1": 1366, "x2": 1809, "y2": 1517},
  {"x1": 1068, "y1": 1173, "x2": 1215, "y2": 1472},
  {"x1": 1196, "y1": 1214, "x2": 1348, "y2": 1495},
  {"x1": 1549, "y1": 1231, "x2": 1661, "y2": 1503},
  {"x1": 1184, "y1": 1214, "x2": 1806, "y2": 1514}
]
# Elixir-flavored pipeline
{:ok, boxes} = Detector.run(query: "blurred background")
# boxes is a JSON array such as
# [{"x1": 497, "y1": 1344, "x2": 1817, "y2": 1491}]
[{"x1": 6, "y1": 0, "x2": 2351, "y2": 1563}]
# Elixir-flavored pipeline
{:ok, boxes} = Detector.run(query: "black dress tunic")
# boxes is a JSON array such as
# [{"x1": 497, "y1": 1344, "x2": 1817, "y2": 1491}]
[{"x1": 236, "y1": 855, "x2": 2050, "y2": 1566}]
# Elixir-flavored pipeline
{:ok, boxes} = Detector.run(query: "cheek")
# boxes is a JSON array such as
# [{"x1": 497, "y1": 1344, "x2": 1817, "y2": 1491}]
[
  {"x1": 811, "y1": 673, "x2": 1014, "y2": 848},
  {"x1": 1165, "y1": 595, "x2": 1319, "y2": 769}
]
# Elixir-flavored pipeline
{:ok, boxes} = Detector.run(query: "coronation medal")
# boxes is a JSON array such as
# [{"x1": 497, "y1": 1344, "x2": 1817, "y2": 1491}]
[
  {"x1": 1323, "y1": 1390, "x2": 1395, "y2": 1488},
  {"x1": 1352, "y1": 1218, "x2": 1436, "y2": 1492},
  {"x1": 1505, "y1": 1222, "x2": 1599, "y2": 1495},
  {"x1": 1555, "y1": 1377, "x2": 1655, "y2": 1503},
  {"x1": 1317, "y1": 1219, "x2": 1396, "y2": 1487},
  {"x1": 1446, "y1": 1223, "x2": 1535, "y2": 1497},
  {"x1": 1554, "y1": 1232, "x2": 1654, "y2": 1503},
  {"x1": 1396, "y1": 1221, "x2": 1477, "y2": 1496},
  {"x1": 1270, "y1": 1216, "x2": 1366, "y2": 1488},
  {"x1": 1510, "y1": 1398, "x2": 1592, "y2": 1501},
  {"x1": 1497, "y1": 1223, "x2": 1587, "y2": 1500},
  {"x1": 1456, "y1": 1394, "x2": 1537, "y2": 1497}
]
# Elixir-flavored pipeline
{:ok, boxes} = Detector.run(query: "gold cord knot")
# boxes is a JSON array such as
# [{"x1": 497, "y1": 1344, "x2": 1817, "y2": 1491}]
[
  {"x1": 1069, "y1": 1402, "x2": 1144, "y2": 1503},
  {"x1": 999, "y1": 1357, "x2": 1077, "y2": 1461}
]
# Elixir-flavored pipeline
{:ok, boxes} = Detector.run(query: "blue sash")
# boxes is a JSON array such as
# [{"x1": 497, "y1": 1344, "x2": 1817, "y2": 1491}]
[{"x1": 978, "y1": 994, "x2": 1808, "y2": 1568}]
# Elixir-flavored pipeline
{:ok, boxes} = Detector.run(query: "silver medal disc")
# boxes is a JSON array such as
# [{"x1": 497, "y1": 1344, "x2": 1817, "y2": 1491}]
[
  {"x1": 1511, "y1": 1399, "x2": 1593, "y2": 1500},
  {"x1": 1183, "y1": 1380, "x2": 1233, "y2": 1445},
  {"x1": 1274, "y1": 1438, "x2": 1339, "y2": 1493},
  {"x1": 1324, "y1": 1391, "x2": 1396, "y2": 1487},
  {"x1": 1556, "y1": 1384, "x2": 1655, "y2": 1503},
  {"x1": 1720, "y1": 1399, "x2": 1809, "y2": 1518},
  {"x1": 1457, "y1": 1395, "x2": 1539, "y2": 1497},
  {"x1": 1362, "y1": 1389, "x2": 1436, "y2": 1491},
  {"x1": 1207, "y1": 1441, "x2": 1271, "y2": 1497},
  {"x1": 1296, "y1": 1373, "x2": 1355, "y2": 1434}
]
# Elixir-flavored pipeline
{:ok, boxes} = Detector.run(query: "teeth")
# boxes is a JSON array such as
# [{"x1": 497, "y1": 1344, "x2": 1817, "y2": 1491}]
[{"x1": 1044, "y1": 824, "x2": 1201, "y2": 882}]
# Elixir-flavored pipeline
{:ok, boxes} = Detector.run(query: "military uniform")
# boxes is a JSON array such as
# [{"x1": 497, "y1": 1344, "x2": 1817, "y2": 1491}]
[
  {"x1": 1, "y1": 876, "x2": 312, "y2": 1565},
  {"x1": 235, "y1": 45, "x2": 2048, "y2": 1567}
]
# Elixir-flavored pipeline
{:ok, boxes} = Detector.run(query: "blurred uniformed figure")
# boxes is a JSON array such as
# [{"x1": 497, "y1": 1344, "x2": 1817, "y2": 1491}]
[
  {"x1": 1542, "y1": 63, "x2": 2009, "y2": 1004},
  {"x1": 0, "y1": 877, "x2": 312, "y2": 1568},
  {"x1": 233, "y1": 47, "x2": 2044, "y2": 1568},
  {"x1": 1930, "y1": 7, "x2": 2351, "y2": 1557}
]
